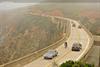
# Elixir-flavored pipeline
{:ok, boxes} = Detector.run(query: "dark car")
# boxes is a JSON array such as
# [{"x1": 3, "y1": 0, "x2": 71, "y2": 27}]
[
  {"x1": 78, "y1": 25, "x2": 82, "y2": 29},
  {"x1": 44, "y1": 50, "x2": 58, "y2": 59},
  {"x1": 64, "y1": 42, "x2": 67, "y2": 48},
  {"x1": 72, "y1": 23, "x2": 76, "y2": 27},
  {"x1": 72, "y1": 42, "x2": 82, "y2": 51}
]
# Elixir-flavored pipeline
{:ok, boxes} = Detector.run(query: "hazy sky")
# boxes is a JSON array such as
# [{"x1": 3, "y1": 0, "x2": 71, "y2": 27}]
[
  {"x1": 0, "y1": 2, "x2": 37, "y2": 10},
  {"x1": 0, "y1": 0, "x2": 99, "y2": 3},
  {"x1": 0, "y1": 0, "x2": 99, "y2": 11},
  {"x1": 0, "y1": 0, "x2": 42, "y2": 3}
]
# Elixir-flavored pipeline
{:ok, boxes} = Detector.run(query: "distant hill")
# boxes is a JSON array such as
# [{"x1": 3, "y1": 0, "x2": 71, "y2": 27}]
[
  {"x1": 79, "y1": 11, "x2": 100, "y2": 35},
  {"x1": 32, "y1": 3, "x2": 100, "y2": 35}
]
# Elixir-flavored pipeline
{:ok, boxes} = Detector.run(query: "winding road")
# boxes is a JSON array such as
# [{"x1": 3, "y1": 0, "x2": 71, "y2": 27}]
[{"x1": 24, "y1": 15, "x2": 91, "y2": 67}]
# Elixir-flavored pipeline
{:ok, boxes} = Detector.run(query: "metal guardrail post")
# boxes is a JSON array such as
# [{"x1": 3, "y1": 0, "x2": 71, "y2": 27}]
[{"x1": 77, "y1": 20, "x2": 94, "y2": 61}]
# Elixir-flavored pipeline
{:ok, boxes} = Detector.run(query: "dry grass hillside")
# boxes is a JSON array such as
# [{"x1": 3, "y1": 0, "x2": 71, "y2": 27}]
[
  {"x1": 0, "y1": 7, "x2": 64, "y2": 65},
  {"x1": 34, "y1": 3, "x2": 100, "y2": 35}
]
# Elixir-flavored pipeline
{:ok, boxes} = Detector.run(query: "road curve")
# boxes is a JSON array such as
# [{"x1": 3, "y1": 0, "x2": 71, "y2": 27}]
[{"x1": 24, "y1": 14, "x2": 91, "y2": 67}]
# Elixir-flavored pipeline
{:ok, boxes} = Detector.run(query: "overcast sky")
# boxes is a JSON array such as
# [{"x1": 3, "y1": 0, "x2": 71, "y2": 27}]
[
  {"x1": 0, "y1": 0, "x2": 99, "y2": 3},
  {"x1": 0, "y1": 2, "x2": 37, "y2": 10},
  {"x1": 0, "y1": 0, "x2": 100, "y2": 10}
]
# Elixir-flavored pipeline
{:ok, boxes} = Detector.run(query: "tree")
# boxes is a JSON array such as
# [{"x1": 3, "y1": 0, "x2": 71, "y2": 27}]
[
  {"x1": 72, "y1": 63, "x2": 80, "y2": 67},
  {"x1": 60, "y1": 60, "x2": 94, "y2": 67}
]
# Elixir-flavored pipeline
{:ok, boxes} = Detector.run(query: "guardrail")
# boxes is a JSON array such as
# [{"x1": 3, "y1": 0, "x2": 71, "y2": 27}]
[
  {"x1": 76, "y1": 21, "x2": 94, "y2": 61},
  {"x1": 93, "y1": 35, "x2": 100, "y2": 41},
  {"x1": 0, "y1": 16, "x2": 71, "y2": 67},
  {"x1": 49, "y1": 16, "x2": 94, "y2": 61}
]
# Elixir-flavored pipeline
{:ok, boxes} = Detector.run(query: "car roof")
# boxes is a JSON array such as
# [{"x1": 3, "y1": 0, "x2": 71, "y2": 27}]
[
  {"x1": 73, "y1": 42, "x2": 81, "y2": 46},
  {"x1": 48, "y1": 50, "x2": 56, "y2": 52},
  {"x1": 44, "y1": 50, "x2": 55, "y2": 56}
]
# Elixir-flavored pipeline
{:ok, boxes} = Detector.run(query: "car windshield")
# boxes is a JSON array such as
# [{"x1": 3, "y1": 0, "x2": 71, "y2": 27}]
[
  {"x1": 48, "y1": 50, "x2": 55, "y2": 54},
  {"x1": 73, "y1": 43, "x2": 80, "y2": 46}
]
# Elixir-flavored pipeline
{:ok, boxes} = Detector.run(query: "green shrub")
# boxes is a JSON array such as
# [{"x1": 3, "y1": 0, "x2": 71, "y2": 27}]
[
  {"x1": 72, "y1": 63, "x2": 80, "y2": 67},
  {"x1": 60, "y1": 60, "x2": 94, "y2": 67},
  {"x1": 60, "y1": 63, "x2": 67, "y2": 67}
]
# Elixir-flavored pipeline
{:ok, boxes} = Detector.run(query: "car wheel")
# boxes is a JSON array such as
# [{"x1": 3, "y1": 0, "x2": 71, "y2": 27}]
[
  {"x1": 53, "y1": 55, "x2": 55, "y2": 58},
  {"x1": 55, "y1": 55, "x2": 57, "y2": 57}
]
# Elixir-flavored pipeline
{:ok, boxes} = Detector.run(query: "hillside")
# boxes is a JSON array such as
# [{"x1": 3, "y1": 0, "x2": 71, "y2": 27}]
[
  {"x1": 33, "y1": 3, "x2": 100, "y2": 35},
  {"x1": 0, "y1": 7, "x2": 64, "y2": 64},
  {"x1": 79, "y1": 11, "x2": 100, "y2": 35}
]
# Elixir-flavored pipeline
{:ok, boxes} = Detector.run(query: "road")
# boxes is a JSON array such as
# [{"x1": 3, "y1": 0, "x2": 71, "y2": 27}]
[{"x1": 24, "y1": 18, "x2": 90, "y2": 67}]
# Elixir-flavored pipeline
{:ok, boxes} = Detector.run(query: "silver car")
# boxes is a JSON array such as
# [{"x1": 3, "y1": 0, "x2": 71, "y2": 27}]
[
  {"x1": 72, "y1": 42, "x2": 82, "y2": 51},
  {"x1": 44, "y1": 50, "x2": 58, "y2": 59}
]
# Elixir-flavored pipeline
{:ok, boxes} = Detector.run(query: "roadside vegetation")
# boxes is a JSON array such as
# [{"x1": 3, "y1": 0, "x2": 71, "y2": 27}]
[{"x1": 60, "y1": 60, "x2": 94, "y2": 67}]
